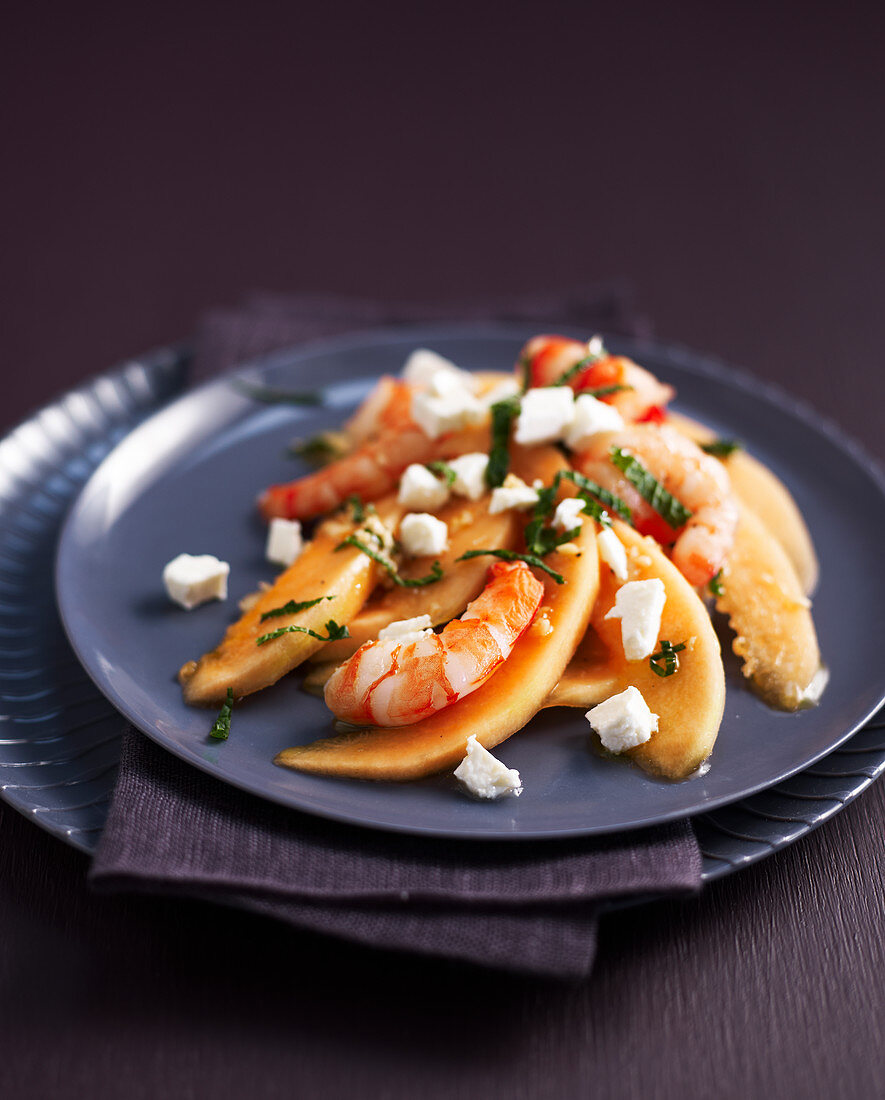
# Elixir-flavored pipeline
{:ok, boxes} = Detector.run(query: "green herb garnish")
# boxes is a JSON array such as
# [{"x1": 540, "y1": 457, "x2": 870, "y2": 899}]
[
  {"x1": 708, "y1": 570, "x2": 725, "y2": 597},
  {"x1": 256, "y1": 619, "x2": 350, "y2": 647},
  {"x1": 485, "y1": 396, "x2": 521, "y2": 488},
  {"x1": 649, "y1": 640, "x2": 686, "y2": 678},
  {"x1": 518, "y1": 355, "x2": 533, "y2": 393},
  {"x1": 701, "y1": 438, "x2": 742, "y2": 458},
  {"x1": 288, "y1": 430, "x2": 348, "y2": 465},
  {"x1": 456, "y1": 548, "x2": 565, "y2": 584},
  {"x1": 346, "y1": 494, "x2": 366, "y2": 522},
  {"x1": 609, "y1": 447, "x2": 693, "y2": 529},
  {"x1": 337, "y1": 535, "x2": 443, "y2": 587},
  {"x1": 209, "y1": 688, "x2": 234, "y2": 740},
  {"x1": 558, "y1": 470, "x2": 631, "y2": 523},
  {"x1": 426, "y1": 460, "x2": 457, "y2": 488},
  {"x1": 551, "y1": 337, "x2": 608, "y2": 387},
  {"x1": 578, "y1": 383, "x2": 633, "y2": 399},
  {"x1": 524, "y1": 522, "x2": 582, "y2": 558},
  {"x1": 259, "y1": 596, "x2": 333, "y2": 623},
  {"x1": 233, "y1": 380, "x2": 323, "y2": 406}
]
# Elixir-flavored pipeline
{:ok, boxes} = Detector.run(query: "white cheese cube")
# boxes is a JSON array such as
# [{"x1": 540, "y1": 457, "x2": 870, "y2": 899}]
[
  {"x1": 514, "y1": 387, "x2": 575, "y2": 445},
  {"x1": 401, "y1": 348, "x2": 476, "y2": 392},
  {"x1": 553, "y1": 497, "x2": 586, "y2": 531},
  {"x1": 411, "y1": 386, "x2": 486, "y2": 439},
  {"x1": 585, "y1": 686, "x2": 658, "y2": 753},
  {"x1": 398, "y1": 463, "x2": 450, "y2": 510},
  {"x1": 480, "y1": 377, "x2": 521, "y2": 408},
  {"x1": 265, "y1": 518, "x2": 303, "y2": 567},
  {"x1": 378, "y1": 614, "x2": 434, "y2": 645},
  {"x1": 453, "y1": 735, "x2": 523, "y2": 799},
  {"x1": 489, "y1": 475, "x2": 540, "y2": 514},
  {"x1": 596, "y1": 527, "x2": 629, "y2": 580},
  {"x1": 603, "y1": 578, "x2": 666, "y2": 660},
  {"x1": 447, "y1": 452, "x2": 490, "y2": 500},
  {"x1": 399, "y1": 513, "x2": 449, "y2": 556},
  {"x1": 564, "y1": 393, "x2": 625, "y2": 450},
  {"x1": 162, "y1": 553, "x2": 230, "y2": 610}
]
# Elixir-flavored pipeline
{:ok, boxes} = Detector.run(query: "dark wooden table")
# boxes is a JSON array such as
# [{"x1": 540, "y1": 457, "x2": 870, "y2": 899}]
[{"x1": 2, "y1": 4, "x2": 884, "y2": 1097}]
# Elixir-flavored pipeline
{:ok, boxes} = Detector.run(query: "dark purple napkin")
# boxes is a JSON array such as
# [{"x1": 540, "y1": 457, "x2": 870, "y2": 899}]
[{"x1": 89, "y1": 288, "x2": 700, "y2": 980}]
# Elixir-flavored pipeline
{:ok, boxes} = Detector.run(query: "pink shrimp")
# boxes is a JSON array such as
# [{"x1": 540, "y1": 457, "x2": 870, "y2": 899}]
[
  {"x1": 259, "y1": 377, "x2": 487, "y2": 521},
  {"x1": 324, "y1": 560, "x2": 544, "y2": 726},
  {"x1": 574, "y1": 424, "x2": 738, "y2": 586},
  {"x1": 518, "y1": 335, "x2": 675, "y2": 422}
]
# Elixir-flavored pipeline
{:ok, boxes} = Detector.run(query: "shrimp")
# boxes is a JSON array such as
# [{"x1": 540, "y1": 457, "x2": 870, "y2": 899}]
[
  {"x1": 518, "y1": 335, "x2": 675, "y2": 423},
  {"x1": 573, "y1": 424, "x2": 738, "y2": 586},
  {"x1": 324, "y1": 560, "x2": 544, "y2": 726},
  {"x1": 259, "y1": 377, "x2": 487, "y2": 521}
]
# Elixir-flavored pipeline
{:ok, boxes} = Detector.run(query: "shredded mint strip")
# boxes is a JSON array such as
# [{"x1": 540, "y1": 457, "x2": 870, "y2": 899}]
[
  {"x1": 609, "y1": 447, "x2": 693, "y2": 529},
  {"x1": 578, "y1": 383, "x2": 633, "y2": 399},
  {"x1": 257, "y1": 620, "x2": 349, "y2": 647},
  {"x1": 233, "y1": 380, "x2": 323, "y2": 406},
  {"x1": 524, "y1": 521, "x2": 582, "y2": 558},
  {"x1": 552, "y1": 342, "x2": 608, "y2": 387},
  {"x1": 259, "y1": 596, "x2": 333, "y2": 623},
  {"x1": 208, "y1": 688, "x2": 234, "y2": 741},
  {"x1": 346, "y1": 494, "x2": 366, "y2": 522},
  {"x1": 425, "y1": 460, "x2": 457, "y2": 488},
  {"x1": 485, "y1": 396, "x2": 521, "y2": 488},
  {"x1": 457, "y1": 548, "x2": 565, "y2": 584},
  {"x1": 288, "y1": 431, "x2": 348, "y2": 465},
  {"x1": 708, "y1": 569, "x2": 725, "y2": 597},
  {"x1": 701, "y1": 438, "x2": 742, "y2": 458},
  {"x1": 518, "y1": 355, "x2": 533, "y2": 393},
  {"x1": 557, "y1": 470, "x2": 631, "y2": 523},
  {"x1": 336, "y1": 535, "x2": 443, "y2": 587},
  {"x1": 649, "y1": 640, "x2": 686, "y2": 678}
]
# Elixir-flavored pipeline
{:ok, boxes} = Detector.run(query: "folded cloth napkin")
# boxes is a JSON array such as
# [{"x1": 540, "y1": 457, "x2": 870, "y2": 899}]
[{"x1": 89, "y1": 287, "x2": 701, "y2": 981}]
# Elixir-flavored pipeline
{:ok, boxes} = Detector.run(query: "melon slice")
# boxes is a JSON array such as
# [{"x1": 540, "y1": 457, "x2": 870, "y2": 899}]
[
  {"x1": 546, "y1": 521, "x2": 726, "y2": 780},
  {"x1": 714, "y1": 502, "x2": 824, "y2": 710},
  {"x1": 313, "y1": 494, "x2": 521, "y2": 663},
  {"x1": 667, "y1": 411, "x2": 818, "y2": 595},
  {"x1": 275, "y1": 445, "x2": 600, "y2": 780},
  {"x1": 179, "y1": 498, "x2": 403, "y2": 706}
]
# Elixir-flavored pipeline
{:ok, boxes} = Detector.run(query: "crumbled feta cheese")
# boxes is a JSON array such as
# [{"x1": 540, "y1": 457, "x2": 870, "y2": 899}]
[
  {"x1": 489, "y1": 474, "x2": 540, "y2": 514},
  {"x1": 265, "y1": 518, "x2": 303, "y2": 567},
  {"x1": 553, "y1": 497, "x2": 586, "y2": 531},
  {"x1": 401, "y1": 348, "x2": 476, "y2": 391},
  {"x1": 596, "y1": 527, "x2": 629, "y2": 580},
  {"x1": 399, "y1": 513, "x2": 449, "y2": 556},
  {"x1": 453, "y1": 735, "x2": 523, "y2": 799},
  {"x1": 586, "y1": 686, "x2": 658, "y2": 753},
  {"x1": 603, "y1": 578, "x2": 666, "y2": 660},
  {"x1": 378, "y1": 614, "x2": 434, "y2": 646},
  {"x1": 447, "y1": 452, "x2": 489, "y2": 500},
  {"x1": 162, "y1": 553, "x2": 229, "y2": 610},
  {"x1": 398, "y1": 463, "x2": 450, "y2": 510},
  {"x1": 564, "y1": 393, "x2": 625, "y2": 450},
  {"x1": 479, "y1": 377, "x2": 521, "y2": 408},
  {"x1": 411, "y1": 385, "x2": 486, "y2": 439},
  {"x1": 514, "y1": 387, "x2": 575, "y2": 445}
]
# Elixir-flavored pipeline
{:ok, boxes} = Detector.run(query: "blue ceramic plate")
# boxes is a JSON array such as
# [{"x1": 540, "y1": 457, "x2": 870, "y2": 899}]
[{"x1": 55, "y1": 325, "x2": 885, "y2": 839}]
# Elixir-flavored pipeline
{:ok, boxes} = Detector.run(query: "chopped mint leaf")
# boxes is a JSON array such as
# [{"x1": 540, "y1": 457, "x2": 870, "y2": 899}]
[{"x1": 209, "y1": 688, "x2": 234, "y2": 740}]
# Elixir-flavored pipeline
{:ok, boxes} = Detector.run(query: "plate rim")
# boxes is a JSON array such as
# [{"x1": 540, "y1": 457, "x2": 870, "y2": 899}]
[{"x1": 52, "y1": 322, "x2": 885, "y2": 841}]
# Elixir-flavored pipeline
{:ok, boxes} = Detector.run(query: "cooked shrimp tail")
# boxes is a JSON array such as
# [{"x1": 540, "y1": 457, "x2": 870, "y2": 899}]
[
  {"x1": 324, "y1": 560, "x2": 544, "y2": 726},
  {"x1": 573, "y1": 423, "x2": 739, "y2": 586},
  {"x1": 517, "y1": 335, "x2": 675, "y2": 422}
]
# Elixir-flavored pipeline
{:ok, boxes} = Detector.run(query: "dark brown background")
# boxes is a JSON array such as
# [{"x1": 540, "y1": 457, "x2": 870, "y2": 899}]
[{"x1": 2, "y1": 2, "x2": 884, "y2": 1097}]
